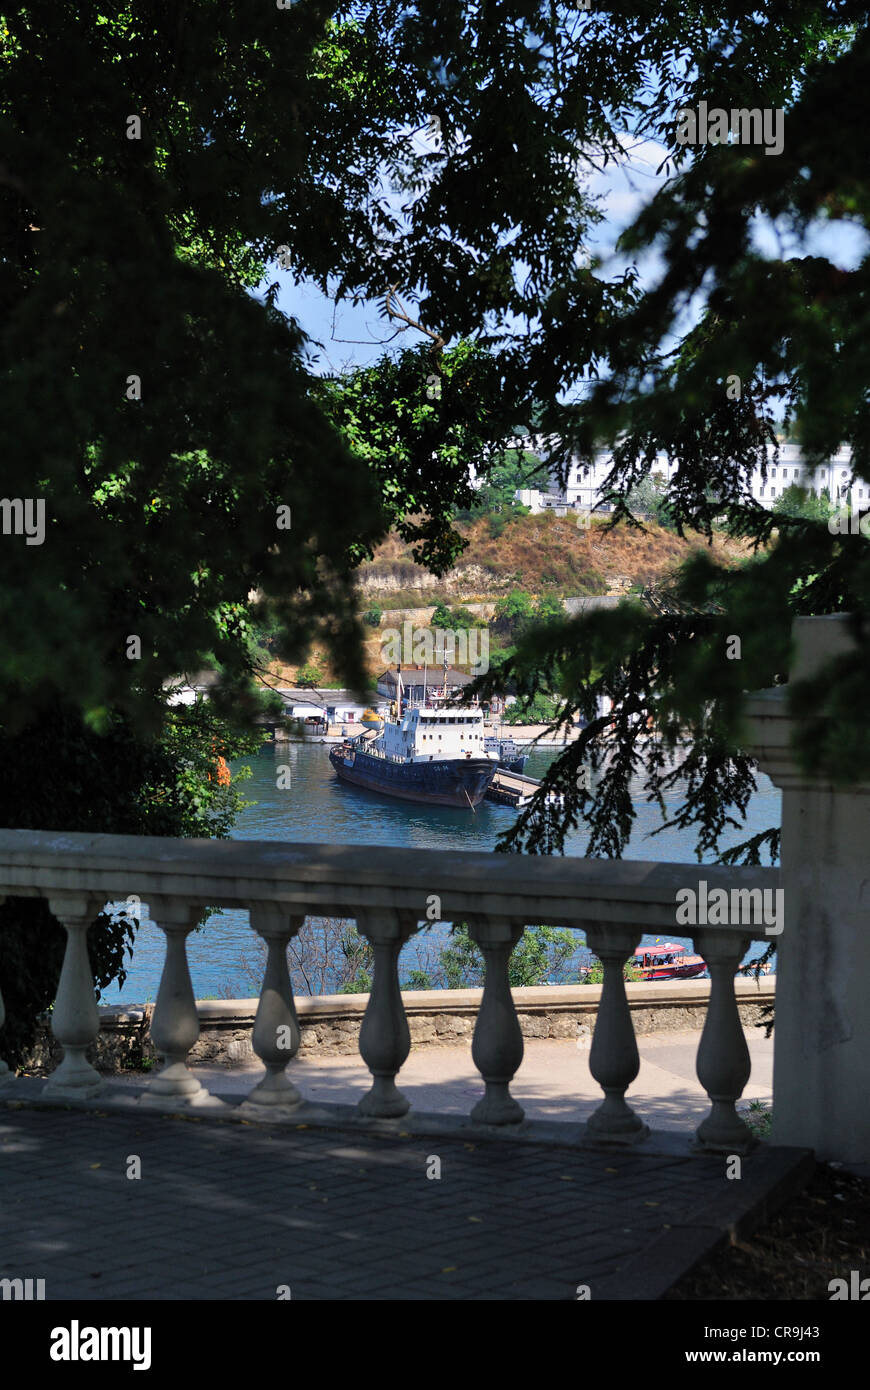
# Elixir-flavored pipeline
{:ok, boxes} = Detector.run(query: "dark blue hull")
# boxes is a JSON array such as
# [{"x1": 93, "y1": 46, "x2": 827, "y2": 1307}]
[
  {"x1": 329, "y1": 746, "x2": 497, "y2": 807},
  {"x1": 500, "y1": 753, "x2": 527, "y2": 774},
  {"x1": 485, "y1": 738, "x2": 527, "y2": 774}
]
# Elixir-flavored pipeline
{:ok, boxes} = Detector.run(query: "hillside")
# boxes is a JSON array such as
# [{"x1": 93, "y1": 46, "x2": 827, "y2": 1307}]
[
  {"x1": 355, "y1": 512, "x2": 746, "y2": 605},
  {"x1": 264, "y1": 513, "x2": 749, "y2": 687}
]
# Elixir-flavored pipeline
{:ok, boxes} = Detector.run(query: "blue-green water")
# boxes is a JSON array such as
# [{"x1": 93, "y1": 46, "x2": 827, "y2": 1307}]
[{"x1": 102, "y1": 741, "x2": 780, "y2": 1003}]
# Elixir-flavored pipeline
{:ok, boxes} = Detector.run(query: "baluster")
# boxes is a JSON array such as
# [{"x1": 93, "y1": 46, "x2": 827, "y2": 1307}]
[
  {"x1": 355, "y1": 909, "x2": 417, "y2": 1117},
  {"x1": 693, "y1": 930, "x2": 755, "y2": 1152},
  {"x1": 44, "y1": 895, "x2": 104, "y2": 1098},
  {"x1": 466, "y1": 916, "x2": 525, "y2": 1125},
  {"x1": 584, "y1": 927, "x2": 648, "y2": 1144},
  {"x1": 144, "y1": 900, "x2": 211, "y2": 1104},
  {"x1": 245, "y1": 906, "x2": 305, "y2": 1109}
]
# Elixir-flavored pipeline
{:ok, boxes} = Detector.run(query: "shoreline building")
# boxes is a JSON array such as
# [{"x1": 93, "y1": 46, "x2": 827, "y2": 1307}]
[{"x1": 515, "y1": 442, "x2": 866, "y2": 514}]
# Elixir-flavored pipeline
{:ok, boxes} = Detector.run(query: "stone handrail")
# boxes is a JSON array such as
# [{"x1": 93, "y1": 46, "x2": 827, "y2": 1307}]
[{"x1": 0, "y1": 828, "x2": 778, "y2": 1153}]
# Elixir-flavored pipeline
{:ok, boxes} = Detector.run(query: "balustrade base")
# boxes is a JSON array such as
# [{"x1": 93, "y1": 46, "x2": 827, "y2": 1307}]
[
  {"x1": 244, "y1": 1079, "x2": 303, "y2": 1110},
  {"x1": 693, "y1": 1101, "x2": 758, "y2": 1155},
  {"x1": 358, "y1": 1077, "x2": 410, "y2": 1118},
  {"x1": 147, "y1": 1059, "x2": 206, "y2": 1098},
  {"x1": 691, "y1": 1133, "x2": 758, "y2": 1157},
  {"x1": 43, "y1": 1077, "x2": 104, "y2": 1101},
  {"x1": 471, "y1": 1089, "x2": 525, "y2": 1126},
  {"x1": 43, "y1": 1043, "x2": 104, "y2": 1098},
  {"x1": 138, "y1": 1085, "x2": 222, "y2": 1111}
]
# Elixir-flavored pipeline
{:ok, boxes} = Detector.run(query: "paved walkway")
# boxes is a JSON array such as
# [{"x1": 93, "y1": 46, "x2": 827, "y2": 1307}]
[
  {"x1": 0, "y1": 1031, "x2": 809, "y2": 1301},
  {"x1": 0, "y1": 1100, "x2": 807, "y2": 1302}
]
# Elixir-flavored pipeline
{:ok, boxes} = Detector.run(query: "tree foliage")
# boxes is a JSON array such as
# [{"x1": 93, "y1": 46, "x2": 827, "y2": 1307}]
[{"x1": 0, "y1": 702, "x2": 262, "y2": 1066}]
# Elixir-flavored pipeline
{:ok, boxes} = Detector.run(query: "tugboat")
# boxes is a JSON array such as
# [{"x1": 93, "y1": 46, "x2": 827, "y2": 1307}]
[
  {"x1": 484, "y1": 733, "x2": 527, "y2": 774},
  {"x1": 329, "y1": 669, "x2": 498, "y2": 808}
]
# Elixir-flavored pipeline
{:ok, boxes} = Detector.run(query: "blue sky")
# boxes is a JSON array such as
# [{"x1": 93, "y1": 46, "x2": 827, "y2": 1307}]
[{"x1": 265, "y1": 126, "x2": 869, "y2": 385}]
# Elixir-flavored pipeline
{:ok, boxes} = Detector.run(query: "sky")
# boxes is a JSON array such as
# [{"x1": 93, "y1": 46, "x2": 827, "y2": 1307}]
[
  {"x1": 264, "y1": 122, "x2": 869, "y2": 402},
  {"x1": 265, "y1": 128, "x2": 675, "y2": 376}
]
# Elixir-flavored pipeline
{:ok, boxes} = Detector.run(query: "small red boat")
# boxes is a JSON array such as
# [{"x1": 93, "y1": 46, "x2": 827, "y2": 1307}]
[{"x1": 629, "y1": 943, "x2": 707, "y2": 981}]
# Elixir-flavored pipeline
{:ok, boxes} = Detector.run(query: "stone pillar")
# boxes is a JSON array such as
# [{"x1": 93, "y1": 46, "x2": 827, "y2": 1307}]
[
  {"x1": 144, "y1": 900, "x2": 211, "y2": 1105},
  {"x1": 245, "y1": 906, "x2": 305, "y2": 1109},
  {"x1": 355, "y1": 909, "x2": 417, "y2": 1117},
  {"x1": 584, "y1": 926, "x2": 648, "y2": 1144},
  {"x1": 743, "y1": 613, "x2": 870, "y2": 1164},
  {"x1": 466, "y1": 916, "x2": 526, "y2": 1125},
  {"x1": 44, "y1": 895, "x2": 104, "y2": 1098}
]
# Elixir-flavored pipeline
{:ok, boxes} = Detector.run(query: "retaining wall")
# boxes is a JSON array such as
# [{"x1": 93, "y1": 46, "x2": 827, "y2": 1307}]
[{"x1": 20, "y1": 977, "x2": 775, "y2": 1074}]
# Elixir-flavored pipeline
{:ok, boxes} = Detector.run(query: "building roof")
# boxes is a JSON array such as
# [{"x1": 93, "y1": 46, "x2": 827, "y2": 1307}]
[{"x1": 276, "y1": 688, "x2": 378, "y2": 705}]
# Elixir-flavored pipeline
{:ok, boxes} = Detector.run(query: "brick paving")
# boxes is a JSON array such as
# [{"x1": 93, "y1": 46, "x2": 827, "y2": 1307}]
[{"x1": 0, "y1": 1099, "x2": 813, "y2": 1300}]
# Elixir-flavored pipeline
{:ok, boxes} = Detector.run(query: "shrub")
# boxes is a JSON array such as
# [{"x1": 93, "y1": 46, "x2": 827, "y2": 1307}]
[
  {"x1": 581, "y1": 957, "x2": 642, "y2": 984},
  {"x1": 417, "y1": 923, "x2": 579, "y2": 989},
  {"x1": 297, "y1": 659, "x2": 324, "y2": 686},
  {"x1": 501, "y1": 693, "x2": 559, "y2": 724}
]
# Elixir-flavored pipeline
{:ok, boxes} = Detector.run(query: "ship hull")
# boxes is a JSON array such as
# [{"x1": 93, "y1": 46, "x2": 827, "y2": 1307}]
[
  {"x1": 329, "y1": 747, "x2": 496, "y2": 808},
  {"x1": 639, "y1": 962, "x2": 707, "y2": 981},
  {"x1": 500, "y1": 753, "x2": 527, "y2": 774}
]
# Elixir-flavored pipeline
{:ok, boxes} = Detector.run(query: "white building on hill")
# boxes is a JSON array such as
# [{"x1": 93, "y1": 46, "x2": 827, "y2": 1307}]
[{"x1": 515, "y1": 442, "x2": 867, "y2": 513}]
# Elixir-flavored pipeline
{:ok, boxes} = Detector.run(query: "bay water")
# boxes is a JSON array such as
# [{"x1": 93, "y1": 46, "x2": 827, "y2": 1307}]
[{"x1": 101, "y1": 741, "x2": 780, "y2": 1004}]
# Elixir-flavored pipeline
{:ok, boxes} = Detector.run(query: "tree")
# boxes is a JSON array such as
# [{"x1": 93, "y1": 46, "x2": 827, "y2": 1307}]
[
  {"x1": 625, "y1": 472, "x2": 678, "y2": 531},
  {"x1": 297, "y1": 659, "x2": 325, "y2": 687},
  {"x1": 0, "y1": 702, "x2": 261, "y2": 1066},
  {"x1": 772, "y1": 484, "x2": 835, "y2": 525},
  {"x1": 457, "y1": 448, "x2": 545, "y2": 518},
  {"x1": 316, "y1": 341, "x2": 517, "y2": 576},
  {"x1": 4, "y1": 2, "x2": 838, "y2": 742},
  {"x1": 362, "y1": 605, "x2": 383, "y2": 627},
  {"x1": 430, "y1": 601, "x2": 454, "y2": 630},
  {"x1": 533, "y1": 593, "x2": 567, "y2": 625},
  {"x1": 493, "y1": 590, "x2": 536, "y2": 639},
  {"x1": 2, "y1": 1, "x2": 864, "y2": 1043},
  {"x1": 455, "y1": 6, "x2": 870, "y2": 878},
  {"x1": 2, "y1": 5, "x2": 545, "y2": 1051},
  {"x1": 418, "y1": 923, "x2": 578, "y2": 989},
  {"x1": 501, "y1": 692, "x2": 559, "y2": 726}
]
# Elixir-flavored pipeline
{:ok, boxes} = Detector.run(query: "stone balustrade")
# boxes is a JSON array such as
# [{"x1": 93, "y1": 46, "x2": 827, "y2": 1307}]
[{"x1": 0, "y1": 830, "x2": 778, "y2": 1152}]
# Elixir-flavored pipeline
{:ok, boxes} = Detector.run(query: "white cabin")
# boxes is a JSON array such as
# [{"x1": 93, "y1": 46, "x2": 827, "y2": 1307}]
[{"x1": 376, "y1": 707, "x2": 497, "y2": 763}]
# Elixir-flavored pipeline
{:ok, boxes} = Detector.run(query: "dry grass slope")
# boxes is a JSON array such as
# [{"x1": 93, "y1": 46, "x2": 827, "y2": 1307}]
[{"x1": 268, "y1": 513, "x2": 749, "y2": 685}]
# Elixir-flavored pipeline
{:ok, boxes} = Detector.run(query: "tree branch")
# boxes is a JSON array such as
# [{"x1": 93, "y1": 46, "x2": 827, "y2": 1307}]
[{"x1": 384, "y1": 283, "x2": 445, "y2": 350}]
